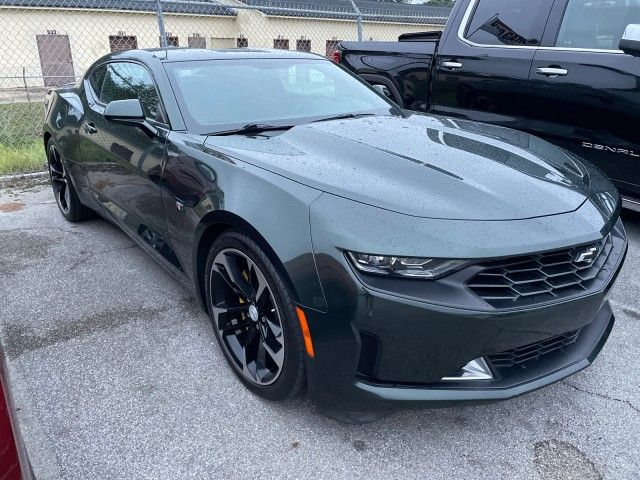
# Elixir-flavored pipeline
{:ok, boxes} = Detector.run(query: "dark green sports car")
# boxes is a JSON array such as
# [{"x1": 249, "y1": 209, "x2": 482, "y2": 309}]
[{"x1": 43, "y1": 48, "x2": 627, "y2": 422}]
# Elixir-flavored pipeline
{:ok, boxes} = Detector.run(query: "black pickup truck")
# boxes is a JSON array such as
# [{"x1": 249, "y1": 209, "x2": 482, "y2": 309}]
[{"x1": 337, "y1": 0, "x2": 640, "y2": 209}]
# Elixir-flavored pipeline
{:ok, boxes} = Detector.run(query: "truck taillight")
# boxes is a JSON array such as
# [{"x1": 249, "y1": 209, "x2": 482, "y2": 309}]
[{"x1": 332, "y1": 50, "x2": 341, "y2": 63}]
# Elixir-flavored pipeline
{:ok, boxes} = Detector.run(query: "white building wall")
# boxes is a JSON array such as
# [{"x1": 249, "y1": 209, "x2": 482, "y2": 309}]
[
  {"x1": 0, "y1": 8, "x2": 237, "y2": 86},
  {"x1": 0, "y1": 6, "x2": 441, "y2": 88}
]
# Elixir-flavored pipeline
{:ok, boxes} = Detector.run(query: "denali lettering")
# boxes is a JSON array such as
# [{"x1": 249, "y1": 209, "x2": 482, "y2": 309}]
[{"x1": 582, "y1": 142, "x2": 640, "y2": 157}]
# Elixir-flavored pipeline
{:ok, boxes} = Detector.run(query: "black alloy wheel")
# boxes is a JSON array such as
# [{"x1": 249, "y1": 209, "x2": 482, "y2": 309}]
[
  {"x1": 48, "y1": 143, "x2": 71, "y2": 216},
  {"x1": 47, "y1": 140, "x2": 94, "y2": 222},
  {"x1": 205, "y1": 231, "x2": 306, "y2": 400}
]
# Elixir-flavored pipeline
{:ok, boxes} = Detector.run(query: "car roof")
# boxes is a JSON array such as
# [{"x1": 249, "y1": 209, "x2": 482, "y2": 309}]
[{"x1": 106, "y1": 47, "x2": 324, "y2": 63}]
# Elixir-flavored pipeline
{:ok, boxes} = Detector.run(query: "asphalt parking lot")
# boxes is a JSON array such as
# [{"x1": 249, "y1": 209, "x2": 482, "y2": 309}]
[{"x1": 1, "y1": 177, "x2": 639, "y2": 480}]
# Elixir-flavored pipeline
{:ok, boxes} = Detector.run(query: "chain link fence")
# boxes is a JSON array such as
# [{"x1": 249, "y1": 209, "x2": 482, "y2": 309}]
[{"x1": 0, "y1": 0, "x2": 450, "y2": 174}]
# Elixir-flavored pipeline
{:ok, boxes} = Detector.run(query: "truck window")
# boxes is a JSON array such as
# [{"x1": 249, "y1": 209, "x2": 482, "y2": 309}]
[
  {"x1": 556, "y1": 0, "x2": 640, "y2": 50},
  {"x1": 464, "y1": 0, "x2": 554, "y2": 46}
]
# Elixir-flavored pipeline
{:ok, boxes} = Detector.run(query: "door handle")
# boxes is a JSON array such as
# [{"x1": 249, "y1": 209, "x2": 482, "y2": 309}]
[
  {"x1": 84, "y1": 122, "x2": 98, "y2": 135},
  {"x1": 442, "y1": 61, "x2": 463, "y2": 70},
  {"x1": 536, "y1": 67, "x2": 568, "y2": 77}
]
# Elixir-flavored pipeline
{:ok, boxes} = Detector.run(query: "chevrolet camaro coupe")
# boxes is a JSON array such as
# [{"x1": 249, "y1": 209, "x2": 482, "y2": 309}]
[{"x1": 43, "y1": 48, "x2": 627, "y2": 422}]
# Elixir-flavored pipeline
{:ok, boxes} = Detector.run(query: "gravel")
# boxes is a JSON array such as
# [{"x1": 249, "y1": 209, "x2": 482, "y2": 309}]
[{"x1": 1, "y1": 180, "x2": 639, "y2": 480}]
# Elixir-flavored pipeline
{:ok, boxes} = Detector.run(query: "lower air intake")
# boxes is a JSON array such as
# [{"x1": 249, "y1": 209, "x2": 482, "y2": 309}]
[{"x1": 488, "y1": 329, "x2": 581, "y2": 369}]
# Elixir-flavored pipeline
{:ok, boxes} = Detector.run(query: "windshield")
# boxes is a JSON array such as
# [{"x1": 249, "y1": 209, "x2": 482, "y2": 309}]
[{"x1": 164, "y1": 58, "x2": 398, "y2": 134}]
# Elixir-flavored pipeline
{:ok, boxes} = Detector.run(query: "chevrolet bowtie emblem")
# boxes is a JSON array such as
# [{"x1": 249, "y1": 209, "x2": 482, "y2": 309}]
[{"x1": 574, "y1": 245, "x2": 600, "y2": 264}]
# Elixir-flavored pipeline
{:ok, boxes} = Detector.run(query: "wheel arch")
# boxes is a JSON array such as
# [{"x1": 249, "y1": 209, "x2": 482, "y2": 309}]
[
  {"x1": 192, "y1": 210, "x2": 299, "y2": 314},
  {"x1": 359, "y1": 73, "x2": 403, "y2": 106},
  {"x1": 43, "y1": 132, "x2": 85, "y2": 199},
  {"x1": 43, "y1": 131, "x2": 52, "y2": 150}
]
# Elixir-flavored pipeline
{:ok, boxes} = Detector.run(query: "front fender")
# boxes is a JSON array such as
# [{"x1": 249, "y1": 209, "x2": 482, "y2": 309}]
[{"x1": 162, "y1": 133, "x2": 328, "y2": 313}]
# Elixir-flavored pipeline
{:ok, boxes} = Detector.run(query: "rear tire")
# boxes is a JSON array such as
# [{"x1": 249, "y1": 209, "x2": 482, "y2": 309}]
[
  {"x1": 205, "y1": 230, "x2": 306, "y2": 401},
  {"x1": 46, "y1": 140, "x2": 94, "y2": 222}
]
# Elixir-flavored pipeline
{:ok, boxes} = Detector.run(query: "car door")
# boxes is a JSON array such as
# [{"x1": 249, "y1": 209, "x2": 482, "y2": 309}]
[
  {"x1": 431, "y1": 0, "x2": 555, "y2": 131},
  {"x1": 79, "y1": 61, "x2": 172, "y2": 254},
  {"x1": 528, "y1": 0, "x2": 640, "y2": 200}
]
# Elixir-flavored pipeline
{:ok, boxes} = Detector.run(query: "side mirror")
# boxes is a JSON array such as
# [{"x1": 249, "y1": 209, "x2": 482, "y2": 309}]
[
  {"x1": 103, "y1": 99, "x2": 158, "y2": 136},
  {"x1": 372, "y1": 84, "x2": 392, "y2": 99},
  {"x1": 104, "y1": 99, "x2": 145, "y2": 122},
  {"x1": 619, "y1": 24, "x2": 640, "y2": 57}
]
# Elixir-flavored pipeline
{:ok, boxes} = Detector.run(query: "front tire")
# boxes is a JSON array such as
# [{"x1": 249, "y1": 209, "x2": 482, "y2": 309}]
[
  {"x1": 205, "y1": 231, "x2": 306, "y2": 401},
  {"x1": 47, "y1": 140, "x2": 94, "y2": 222}
]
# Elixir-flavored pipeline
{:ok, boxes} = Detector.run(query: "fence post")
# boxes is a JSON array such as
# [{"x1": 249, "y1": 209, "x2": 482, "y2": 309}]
[
  {"x1": 349, "y1": 0, "x2": 363, "y2": 41},
  {"x1": 22, "y1": 67, "x2": 31, "y2": 103},
  {"x1": 156, "y1": 0, "x2": 168, "y2": 47}
]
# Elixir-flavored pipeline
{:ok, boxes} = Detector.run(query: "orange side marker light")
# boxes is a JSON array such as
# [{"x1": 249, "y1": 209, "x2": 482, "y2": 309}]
[{"x1": 295, "y1": 307, "x2": 315, "y2": 358}]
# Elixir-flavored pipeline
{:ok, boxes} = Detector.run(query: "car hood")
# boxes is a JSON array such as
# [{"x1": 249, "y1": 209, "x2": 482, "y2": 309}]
[{"x1": 203, "y1": 114, "x2": 598, "y2": 221}]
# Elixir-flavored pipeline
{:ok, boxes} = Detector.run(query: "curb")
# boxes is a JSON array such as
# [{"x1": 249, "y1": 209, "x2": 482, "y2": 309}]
[{"x1": 0, "y1": 171, "x2": 48, "y2": 185}]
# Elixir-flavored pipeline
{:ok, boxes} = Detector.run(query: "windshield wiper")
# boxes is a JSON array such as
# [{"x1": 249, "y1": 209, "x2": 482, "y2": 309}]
[
  {"x1": 206, "y1": 114, "x2": 376, "y2": 136},
  {"x1": 206, "y1": 123, "x2": 294, "y2": 136},
  {"x1": 310, "y1": 113, "x2": 377, "y2": 124}
]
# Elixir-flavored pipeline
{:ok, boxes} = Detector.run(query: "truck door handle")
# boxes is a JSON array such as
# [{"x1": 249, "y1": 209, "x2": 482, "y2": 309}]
[
  {"x1": 442, "y1": 61, "x2": 463, "y2": 70},
  {"x1": 536, "y1": 67, "x2": 568, "y2": 77},
  {"x1": 84, "y1": 122, "x2": 98, "y2": 135}
]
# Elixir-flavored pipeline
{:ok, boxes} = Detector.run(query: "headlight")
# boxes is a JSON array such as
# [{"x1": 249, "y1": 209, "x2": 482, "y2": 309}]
[{"x1": 346, "y1": 252, "x2": 469, "y2": 279}]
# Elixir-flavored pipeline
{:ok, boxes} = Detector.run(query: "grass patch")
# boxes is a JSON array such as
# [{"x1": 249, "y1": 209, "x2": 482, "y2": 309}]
[
  {"x1": 0, "y1": 102, "x2": 44, "y2": 144},
  {"x1": 0, "y1": 140, "x2": 45, "y2": 175},
  {"x1": 0, "y1": 101, "x2": 46, "y2": 175}
]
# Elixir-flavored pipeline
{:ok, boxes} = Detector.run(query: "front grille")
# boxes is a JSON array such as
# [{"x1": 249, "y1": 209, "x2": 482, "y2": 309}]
[
  {"x1": 488, "y1": 330, "x2": 581, "y2": 368},
  {"x1": 467, "y1": 234, "x2": 613, "y2": 309}
]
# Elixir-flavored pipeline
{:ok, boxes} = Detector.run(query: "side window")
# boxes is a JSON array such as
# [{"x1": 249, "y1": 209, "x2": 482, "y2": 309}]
[
  {"x1": 556, "y1": 0, "x2": 640, "y2": 50},
  {"x1": 99, "y1": 62, "x2": 160, "y2": 120},
  {"x1": 465, "y1": 0, "x2": 554, "y2": 46},
  {"x1": 88, "y1": 64, "x2": 107, "y2": 97}
]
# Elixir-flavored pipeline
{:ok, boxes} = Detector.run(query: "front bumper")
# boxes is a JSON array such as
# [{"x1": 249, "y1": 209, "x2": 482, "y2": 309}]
[
  {"x1": 303, "y1": 217, "x2": 626, "y2": 413},
  {"x1": 349, "y1": 302, "x2": 614, "y2": 407},
  {"x1": 303, "y1": 286, "x2": 616, "y2": 412}
]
